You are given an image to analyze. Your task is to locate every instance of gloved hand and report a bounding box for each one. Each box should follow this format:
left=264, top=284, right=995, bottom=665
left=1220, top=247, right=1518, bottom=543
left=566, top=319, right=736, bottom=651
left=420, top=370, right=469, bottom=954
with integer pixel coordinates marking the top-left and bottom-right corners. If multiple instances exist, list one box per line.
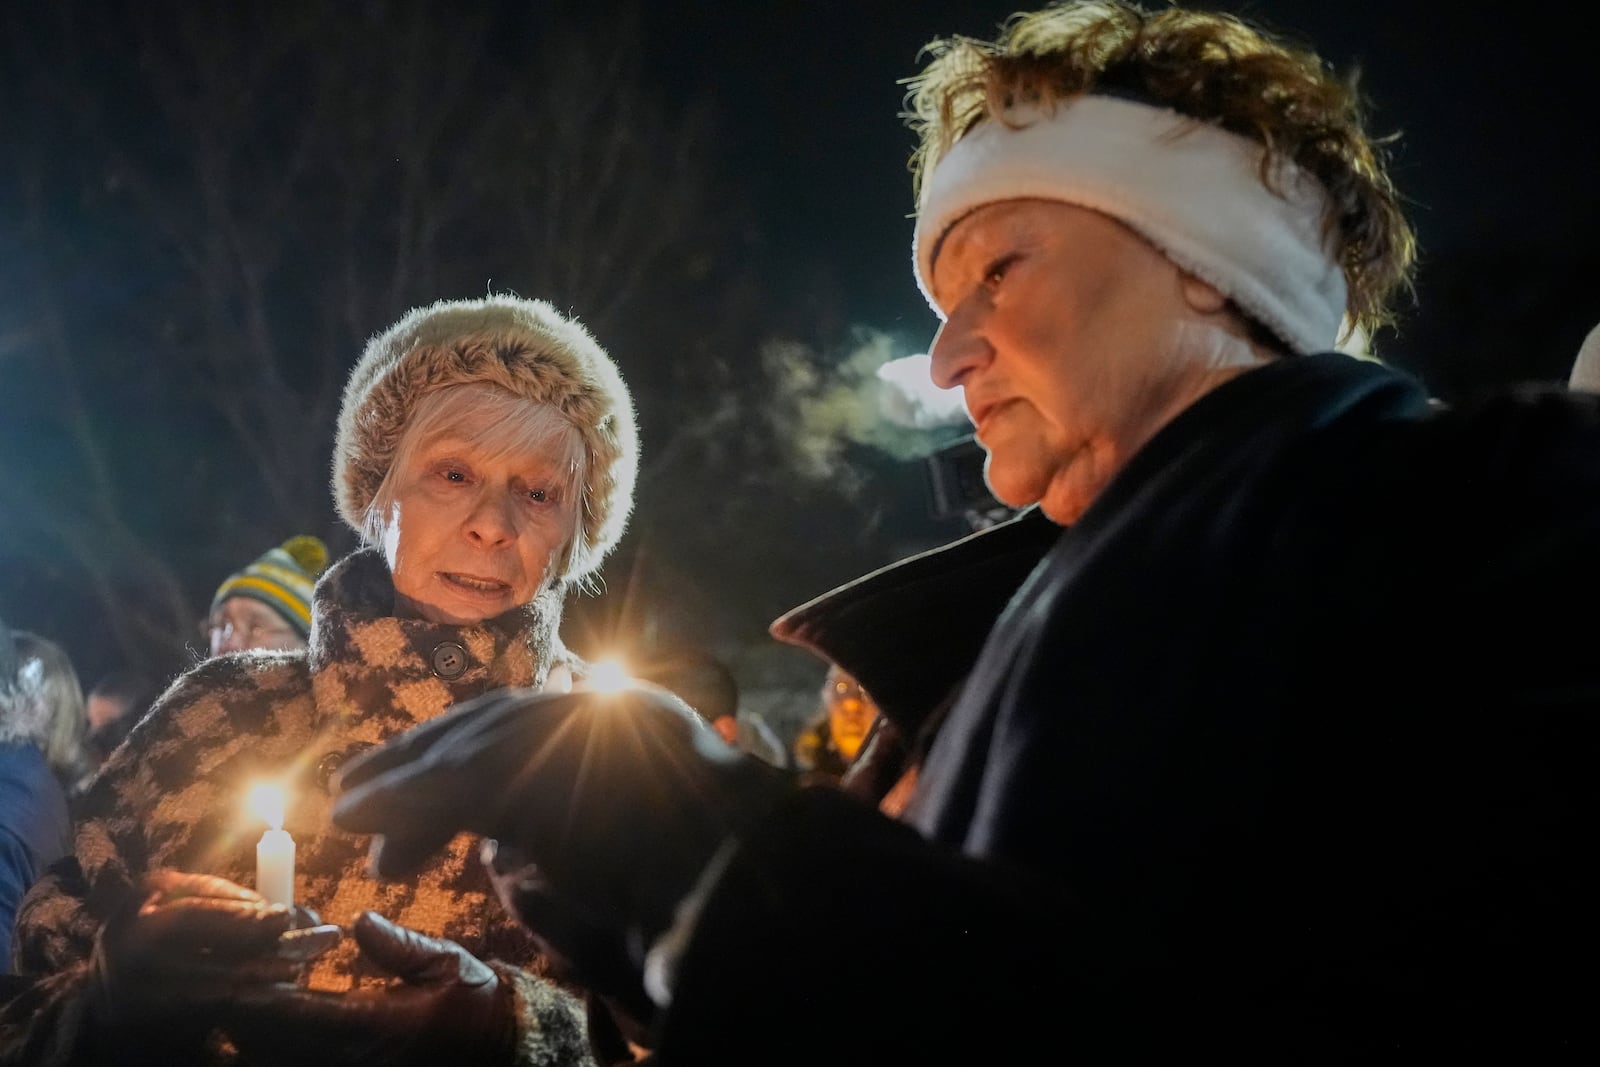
left=479, top=838, right=658, bottom=1045
left=224, top=911, right=514, bottom=1067
left=89, top=869, right=336, bottom=1027
left=331, top=685, right=794, bottom=988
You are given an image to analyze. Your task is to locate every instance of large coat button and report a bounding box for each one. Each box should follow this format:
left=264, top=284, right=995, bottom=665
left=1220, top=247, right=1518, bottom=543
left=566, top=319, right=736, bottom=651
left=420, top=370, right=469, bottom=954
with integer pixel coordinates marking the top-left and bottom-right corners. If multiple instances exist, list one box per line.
left=316, top=742, right=375, bottom=793
left=430, top=641, right=469, bottom=679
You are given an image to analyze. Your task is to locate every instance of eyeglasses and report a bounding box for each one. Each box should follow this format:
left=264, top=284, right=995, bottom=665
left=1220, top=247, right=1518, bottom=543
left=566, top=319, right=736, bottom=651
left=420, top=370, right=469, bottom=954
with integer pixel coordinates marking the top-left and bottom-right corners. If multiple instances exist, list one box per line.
left=197, top=613, right=298, bottom=650
left=828, top=678, right=866, bottom=703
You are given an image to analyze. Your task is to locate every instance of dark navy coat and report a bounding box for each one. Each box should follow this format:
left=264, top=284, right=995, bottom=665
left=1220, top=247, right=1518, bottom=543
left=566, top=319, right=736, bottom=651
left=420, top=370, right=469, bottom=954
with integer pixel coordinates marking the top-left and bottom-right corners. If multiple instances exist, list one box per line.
left=658, top=354, right=1600, bottom=1064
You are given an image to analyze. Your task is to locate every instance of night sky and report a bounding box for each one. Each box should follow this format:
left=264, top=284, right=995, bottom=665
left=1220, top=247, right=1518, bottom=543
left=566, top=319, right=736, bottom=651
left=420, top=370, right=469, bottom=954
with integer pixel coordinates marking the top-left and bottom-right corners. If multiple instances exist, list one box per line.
left=3, top=0, right=1598, bottom=700
left=629, top=0, right=1600, bottom=357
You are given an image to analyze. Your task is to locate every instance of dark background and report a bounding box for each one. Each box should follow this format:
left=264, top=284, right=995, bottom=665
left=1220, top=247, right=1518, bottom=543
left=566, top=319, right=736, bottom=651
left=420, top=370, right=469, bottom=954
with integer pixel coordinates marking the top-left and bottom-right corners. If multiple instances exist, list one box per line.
left=635, top=0, right=1600, bottom=366
left=3, top=1, right=1597, bottom=731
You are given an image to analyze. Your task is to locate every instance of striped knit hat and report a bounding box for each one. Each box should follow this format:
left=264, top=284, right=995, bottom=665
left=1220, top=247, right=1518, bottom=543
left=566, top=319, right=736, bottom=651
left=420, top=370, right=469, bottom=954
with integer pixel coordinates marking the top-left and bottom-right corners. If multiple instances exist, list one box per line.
left=209, top=536, right=331, bottom=639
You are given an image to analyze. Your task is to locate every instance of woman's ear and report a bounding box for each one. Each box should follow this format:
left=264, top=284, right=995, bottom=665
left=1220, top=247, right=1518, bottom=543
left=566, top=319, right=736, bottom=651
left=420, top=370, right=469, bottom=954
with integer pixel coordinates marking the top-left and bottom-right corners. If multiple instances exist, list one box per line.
left=1179, top=273, right=1228, bottom=314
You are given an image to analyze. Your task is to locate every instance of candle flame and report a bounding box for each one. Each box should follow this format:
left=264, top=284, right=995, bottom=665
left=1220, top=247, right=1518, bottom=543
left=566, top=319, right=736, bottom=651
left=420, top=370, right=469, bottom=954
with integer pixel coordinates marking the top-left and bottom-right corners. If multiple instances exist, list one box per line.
left=248, top=782, right=287, bottom=830
left=586, top=657, right=632, bottom=694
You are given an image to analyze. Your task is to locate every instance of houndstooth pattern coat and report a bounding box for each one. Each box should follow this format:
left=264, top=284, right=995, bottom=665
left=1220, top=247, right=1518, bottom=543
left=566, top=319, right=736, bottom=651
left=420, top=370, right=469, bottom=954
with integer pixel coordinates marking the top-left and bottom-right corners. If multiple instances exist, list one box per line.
left=6, top=548, right=595, bottom=1065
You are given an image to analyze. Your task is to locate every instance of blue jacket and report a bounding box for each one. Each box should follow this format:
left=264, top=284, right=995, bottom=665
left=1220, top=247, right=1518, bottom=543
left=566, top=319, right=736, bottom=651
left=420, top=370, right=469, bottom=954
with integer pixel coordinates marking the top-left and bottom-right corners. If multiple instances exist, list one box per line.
left=0, top=743, right=70, bottom=973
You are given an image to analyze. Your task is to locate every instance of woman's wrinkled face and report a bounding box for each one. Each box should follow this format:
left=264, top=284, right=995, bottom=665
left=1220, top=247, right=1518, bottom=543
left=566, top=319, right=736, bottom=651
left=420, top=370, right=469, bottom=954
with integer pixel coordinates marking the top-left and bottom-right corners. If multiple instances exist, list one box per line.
left=380, top=435, right=573, bottom=625
left=926, top=198, right=1203, bottom=524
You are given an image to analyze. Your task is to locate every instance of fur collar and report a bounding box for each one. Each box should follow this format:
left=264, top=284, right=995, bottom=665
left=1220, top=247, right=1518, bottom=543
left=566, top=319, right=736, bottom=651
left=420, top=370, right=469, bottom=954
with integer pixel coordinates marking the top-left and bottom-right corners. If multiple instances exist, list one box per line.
left=305, top=548, right=576, bottom=732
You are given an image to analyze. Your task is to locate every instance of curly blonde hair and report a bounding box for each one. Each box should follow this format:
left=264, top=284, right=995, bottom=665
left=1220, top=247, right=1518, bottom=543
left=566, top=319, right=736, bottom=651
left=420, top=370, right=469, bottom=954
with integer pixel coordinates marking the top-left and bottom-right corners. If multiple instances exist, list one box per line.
left=904, top=0, right=1415, bottom=338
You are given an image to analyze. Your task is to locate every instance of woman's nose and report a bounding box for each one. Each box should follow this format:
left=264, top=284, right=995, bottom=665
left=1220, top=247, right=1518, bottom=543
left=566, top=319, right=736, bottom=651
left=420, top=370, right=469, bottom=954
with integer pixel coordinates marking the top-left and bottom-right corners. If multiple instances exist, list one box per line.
left=928, top=296, right=989, bottom=390
left=464, top=491, right=516, bottom=545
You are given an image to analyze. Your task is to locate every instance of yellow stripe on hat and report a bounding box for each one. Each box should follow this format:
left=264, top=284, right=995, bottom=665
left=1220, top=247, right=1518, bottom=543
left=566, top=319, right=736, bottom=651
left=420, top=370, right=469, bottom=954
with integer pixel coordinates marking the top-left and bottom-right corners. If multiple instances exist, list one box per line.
left=250, top=558, right=317, bottom=598
left=224, top=575, right=313, bottom=626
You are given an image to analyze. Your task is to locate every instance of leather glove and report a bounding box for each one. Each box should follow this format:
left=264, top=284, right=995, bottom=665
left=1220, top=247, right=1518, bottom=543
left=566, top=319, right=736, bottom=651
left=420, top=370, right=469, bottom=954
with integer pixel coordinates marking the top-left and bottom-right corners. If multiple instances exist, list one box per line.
left=224, top=911, right=515, bottom=1067
left=89, top=869, right=335, bottom=1027
left=331, top=685, right=795, bottom=984
left=480, top=838, right=657, bottom=1046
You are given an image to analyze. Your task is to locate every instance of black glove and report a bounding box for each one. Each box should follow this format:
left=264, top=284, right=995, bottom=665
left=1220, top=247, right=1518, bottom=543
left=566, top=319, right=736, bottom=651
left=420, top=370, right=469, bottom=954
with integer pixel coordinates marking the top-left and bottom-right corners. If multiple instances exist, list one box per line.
left=89, top=869, right=335, bottom=1028
left=224, top=911, right=515, bottom=1067
left=479, top=837, right=658, bottom=1047
left=331, top=685, right=794, bottom=982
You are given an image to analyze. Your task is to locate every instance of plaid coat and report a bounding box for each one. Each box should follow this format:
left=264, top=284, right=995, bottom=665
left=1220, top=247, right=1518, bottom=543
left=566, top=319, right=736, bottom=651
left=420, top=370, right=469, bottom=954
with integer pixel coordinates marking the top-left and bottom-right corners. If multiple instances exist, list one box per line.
left=6, top=548, right=593, bottom=1065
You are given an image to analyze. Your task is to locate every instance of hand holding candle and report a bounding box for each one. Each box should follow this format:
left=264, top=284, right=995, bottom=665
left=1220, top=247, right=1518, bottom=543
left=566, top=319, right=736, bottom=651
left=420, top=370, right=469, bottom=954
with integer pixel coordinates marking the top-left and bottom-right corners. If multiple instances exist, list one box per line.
left=248, top=782, right=296, bottom=908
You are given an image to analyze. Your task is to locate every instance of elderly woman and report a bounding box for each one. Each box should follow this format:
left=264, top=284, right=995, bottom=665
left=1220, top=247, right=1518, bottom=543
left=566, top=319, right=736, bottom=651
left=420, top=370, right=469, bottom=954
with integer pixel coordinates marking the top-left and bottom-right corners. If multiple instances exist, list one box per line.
left=1, top=295, right=635, bottom=1066
left=313, top=3, right=1600, bottom=1063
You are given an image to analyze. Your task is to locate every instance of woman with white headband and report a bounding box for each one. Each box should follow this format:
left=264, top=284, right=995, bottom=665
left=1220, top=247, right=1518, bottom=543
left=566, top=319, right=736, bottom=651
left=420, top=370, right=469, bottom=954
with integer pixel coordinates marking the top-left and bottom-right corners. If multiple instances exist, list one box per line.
left=281, top=4, right=1600, bottom=1063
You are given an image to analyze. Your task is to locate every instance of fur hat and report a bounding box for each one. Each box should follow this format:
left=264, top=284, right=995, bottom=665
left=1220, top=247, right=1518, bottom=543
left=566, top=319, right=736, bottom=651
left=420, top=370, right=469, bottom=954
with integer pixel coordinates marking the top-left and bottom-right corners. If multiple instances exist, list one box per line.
left=332, top=294, right=638, bottom=586
left=210, top=535, right=331, bottom=638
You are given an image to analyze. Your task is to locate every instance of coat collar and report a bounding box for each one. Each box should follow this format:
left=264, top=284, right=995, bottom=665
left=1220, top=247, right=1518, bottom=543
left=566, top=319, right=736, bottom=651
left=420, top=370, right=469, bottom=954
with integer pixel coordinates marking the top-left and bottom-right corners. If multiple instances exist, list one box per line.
left=305, top=547, right=566, bottom=733
left=769, top=507, right=1063, bottom=735
left=768, top=354, right=1430, bottom=737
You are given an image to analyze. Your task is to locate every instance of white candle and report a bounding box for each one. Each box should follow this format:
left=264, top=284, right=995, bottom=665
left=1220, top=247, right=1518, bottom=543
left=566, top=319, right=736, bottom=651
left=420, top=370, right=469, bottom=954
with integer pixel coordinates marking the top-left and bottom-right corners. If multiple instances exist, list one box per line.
left=248, top=783, right=295, bottom=908
left=256, top=827, right=295, bottom=908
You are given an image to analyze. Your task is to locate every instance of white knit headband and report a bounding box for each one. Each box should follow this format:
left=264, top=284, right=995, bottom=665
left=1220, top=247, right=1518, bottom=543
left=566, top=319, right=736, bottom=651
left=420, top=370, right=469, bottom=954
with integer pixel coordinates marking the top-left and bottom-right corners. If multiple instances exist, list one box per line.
left=912, top=94, right=1347, bottom=355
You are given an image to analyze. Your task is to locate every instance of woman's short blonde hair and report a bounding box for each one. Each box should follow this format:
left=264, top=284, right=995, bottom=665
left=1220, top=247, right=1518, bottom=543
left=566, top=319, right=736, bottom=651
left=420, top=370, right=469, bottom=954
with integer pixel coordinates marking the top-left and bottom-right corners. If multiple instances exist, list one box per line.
left=904, top=0, right=1416, bottom=338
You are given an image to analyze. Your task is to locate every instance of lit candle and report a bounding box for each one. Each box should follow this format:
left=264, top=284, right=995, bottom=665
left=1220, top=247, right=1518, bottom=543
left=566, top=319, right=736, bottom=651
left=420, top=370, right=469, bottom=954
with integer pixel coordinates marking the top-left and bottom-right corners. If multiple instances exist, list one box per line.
left=248, top=782, right=295, bottom=908
left=585, top=656, right=631, bottom=693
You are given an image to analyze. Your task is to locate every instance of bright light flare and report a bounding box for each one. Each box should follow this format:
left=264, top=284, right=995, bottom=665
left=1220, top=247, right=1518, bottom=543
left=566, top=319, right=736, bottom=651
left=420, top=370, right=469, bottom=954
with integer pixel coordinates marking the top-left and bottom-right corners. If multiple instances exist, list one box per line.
left=248, top=782, right=287, bottom=830
left=587, top=657, right=632, bottom=694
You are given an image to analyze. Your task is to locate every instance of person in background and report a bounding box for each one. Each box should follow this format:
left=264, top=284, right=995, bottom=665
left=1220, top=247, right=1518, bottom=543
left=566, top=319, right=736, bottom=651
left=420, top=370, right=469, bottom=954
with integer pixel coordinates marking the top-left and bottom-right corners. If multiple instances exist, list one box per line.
left=791, top=665, right=879, bottom=781
left=2, top=294, right=638, bottom=1066
left=0, top=618, right=80, bottom=974
left=79, top=669, right=163, bottom=776
left=202, top=535, right=331, bottom=657
left=311, top=2, right=1600, bottom=1062
left=637, top=650, right=789, bottom=769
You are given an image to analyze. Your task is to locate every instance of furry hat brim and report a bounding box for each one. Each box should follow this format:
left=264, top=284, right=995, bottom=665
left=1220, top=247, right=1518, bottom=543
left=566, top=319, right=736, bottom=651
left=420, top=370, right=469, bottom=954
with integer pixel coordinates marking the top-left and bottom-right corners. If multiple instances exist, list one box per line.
left=333, top=295, right=638, bottom=586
